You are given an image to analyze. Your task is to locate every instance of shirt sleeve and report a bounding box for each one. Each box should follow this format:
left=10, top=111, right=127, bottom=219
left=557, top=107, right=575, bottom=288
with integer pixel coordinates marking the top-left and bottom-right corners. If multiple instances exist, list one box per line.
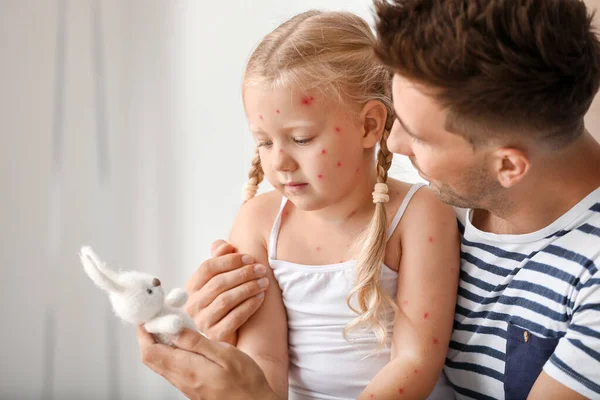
left=543, top=271, right=600, bottom=398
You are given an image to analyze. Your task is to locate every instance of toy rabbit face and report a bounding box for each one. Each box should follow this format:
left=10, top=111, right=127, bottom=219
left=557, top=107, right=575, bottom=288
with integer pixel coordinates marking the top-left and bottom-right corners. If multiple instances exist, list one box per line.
left=80, top=246, right=167, bottom=324
left=110, top=271, right=166, bottom=324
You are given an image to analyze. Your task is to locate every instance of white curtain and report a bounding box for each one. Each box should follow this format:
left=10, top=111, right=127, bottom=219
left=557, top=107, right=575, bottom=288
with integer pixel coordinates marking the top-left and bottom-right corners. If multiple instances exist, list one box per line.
left=2, top=0, right=596, bottom=399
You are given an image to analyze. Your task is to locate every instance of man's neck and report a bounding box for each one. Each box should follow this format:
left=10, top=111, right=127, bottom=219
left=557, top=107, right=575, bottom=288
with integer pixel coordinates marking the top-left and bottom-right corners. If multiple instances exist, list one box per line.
left=473, top=133, right=600, bottom=235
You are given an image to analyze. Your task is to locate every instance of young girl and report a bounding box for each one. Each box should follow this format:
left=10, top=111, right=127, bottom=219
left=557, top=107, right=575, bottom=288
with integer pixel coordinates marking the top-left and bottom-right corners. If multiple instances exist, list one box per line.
left=230, top=10, right=460, bottom=400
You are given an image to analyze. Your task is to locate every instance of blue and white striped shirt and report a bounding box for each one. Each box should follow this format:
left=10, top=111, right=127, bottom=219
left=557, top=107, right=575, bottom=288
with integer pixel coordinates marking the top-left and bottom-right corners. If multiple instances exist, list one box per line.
left=445, top=187, right=600, bottom=399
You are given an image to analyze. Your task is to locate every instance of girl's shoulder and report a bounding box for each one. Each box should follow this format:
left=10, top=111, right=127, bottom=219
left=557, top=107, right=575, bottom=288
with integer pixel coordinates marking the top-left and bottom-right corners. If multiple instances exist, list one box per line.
left=388, top=179, right=457, bottom=236
left=232, top=190, right=283, bottom=243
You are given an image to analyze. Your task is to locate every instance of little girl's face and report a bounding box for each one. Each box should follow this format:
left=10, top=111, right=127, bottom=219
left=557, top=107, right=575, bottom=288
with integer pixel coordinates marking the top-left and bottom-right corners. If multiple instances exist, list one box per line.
left=244, top=85, right=367, bottom=211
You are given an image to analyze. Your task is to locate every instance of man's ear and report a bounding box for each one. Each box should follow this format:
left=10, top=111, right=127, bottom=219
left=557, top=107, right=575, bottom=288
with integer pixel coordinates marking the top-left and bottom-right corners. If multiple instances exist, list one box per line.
left=490, top=147, right=531, bottom=188
left=360, top=100, right=388, bottom=149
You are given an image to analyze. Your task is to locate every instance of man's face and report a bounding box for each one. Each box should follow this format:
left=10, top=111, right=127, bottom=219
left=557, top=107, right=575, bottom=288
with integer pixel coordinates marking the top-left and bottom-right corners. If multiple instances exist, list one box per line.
left=388, top=74, right=503, bottom=209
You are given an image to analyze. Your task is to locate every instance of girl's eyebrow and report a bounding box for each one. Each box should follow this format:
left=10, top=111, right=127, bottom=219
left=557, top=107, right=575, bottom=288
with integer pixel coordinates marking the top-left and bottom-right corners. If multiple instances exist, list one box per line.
left=250, top=120, right=318, bottom=134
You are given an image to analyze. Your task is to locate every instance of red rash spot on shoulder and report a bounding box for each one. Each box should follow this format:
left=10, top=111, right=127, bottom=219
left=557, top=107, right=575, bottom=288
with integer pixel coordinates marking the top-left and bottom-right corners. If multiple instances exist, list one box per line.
left=355, top=167, right=360, bottom=173
left=335, top=127, right=341, bottom=133
left=398, top=388, right=405, bottom=395
left=316, top=246, right=321, bottom=252
left=424, top=312, right=429, bottom=319
left=370, top=395, right=375, bottom=399
left=337, top=161, right=342, bottom=167
left=433, top=337, right=439, bottom=345
left=276, top=109, right=280, bottom=114
left=414, top=369, right=419, bottom=374
left=259, top=115, right=263, bottom=120
left=318, top=174, right=323, bottom=179
left=428, top=236, right=434, bottom=243
left=321, top=149, right=327, bottom=155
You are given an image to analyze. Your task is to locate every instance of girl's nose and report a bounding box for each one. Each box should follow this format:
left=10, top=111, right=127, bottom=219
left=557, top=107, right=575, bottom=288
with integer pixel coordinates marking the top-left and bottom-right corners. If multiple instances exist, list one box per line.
left=272, top=146, right=297, bottom=172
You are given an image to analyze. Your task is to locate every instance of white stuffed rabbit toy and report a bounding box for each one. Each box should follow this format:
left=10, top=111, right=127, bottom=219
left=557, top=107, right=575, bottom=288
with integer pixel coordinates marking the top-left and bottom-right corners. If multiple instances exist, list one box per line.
left=79, top=245, right=202, bottom=346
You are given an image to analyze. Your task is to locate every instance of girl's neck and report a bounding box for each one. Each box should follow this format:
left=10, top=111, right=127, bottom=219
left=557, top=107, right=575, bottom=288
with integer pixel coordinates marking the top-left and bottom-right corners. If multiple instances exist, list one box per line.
left=301, top=165, right=379, bottom=226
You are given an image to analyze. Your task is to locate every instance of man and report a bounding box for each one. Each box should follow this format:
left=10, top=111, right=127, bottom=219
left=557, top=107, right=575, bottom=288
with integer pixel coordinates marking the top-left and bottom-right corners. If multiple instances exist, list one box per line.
left=138, top=0, right=600, bottom=398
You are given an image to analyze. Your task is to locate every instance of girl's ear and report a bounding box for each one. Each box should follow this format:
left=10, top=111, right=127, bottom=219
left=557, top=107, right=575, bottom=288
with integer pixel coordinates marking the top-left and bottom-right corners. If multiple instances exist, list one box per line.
left=80, top=246, right=124, bottom=294
left=360, top=100, right=387, bottom=150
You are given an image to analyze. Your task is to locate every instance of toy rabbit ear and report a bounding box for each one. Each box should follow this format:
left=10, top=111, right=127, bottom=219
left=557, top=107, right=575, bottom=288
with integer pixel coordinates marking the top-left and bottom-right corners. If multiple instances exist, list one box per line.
left=79, top=246, right=124, bottom=294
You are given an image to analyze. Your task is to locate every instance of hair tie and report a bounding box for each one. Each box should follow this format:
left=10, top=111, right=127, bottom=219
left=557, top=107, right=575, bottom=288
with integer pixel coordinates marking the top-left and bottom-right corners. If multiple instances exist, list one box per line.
left=372, top=182, right=389, bottom=204
left=243, top=182, right=259, bottom=201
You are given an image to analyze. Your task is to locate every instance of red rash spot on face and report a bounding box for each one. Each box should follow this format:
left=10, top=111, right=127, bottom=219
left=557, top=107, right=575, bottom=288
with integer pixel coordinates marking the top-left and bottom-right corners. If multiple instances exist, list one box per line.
left=355, top=167, right=360, bottom=173
left=370, top=395, right=375, bottom=399
left=414, top=369, right=419, bottom=374
left=284, top=211, right=289, bottom=217
left=321, top=149, right=327, bottom=155
left=424, top=312, right=429, bottom=319
left=398, top=388, right=405, bottom=395
left=335, top=127, right=341, bottom=133
left=428, top=236, right=434, bottom=243
left=318, top=174, right=324, bottom=179
left=316, top=246, right=322, bottom=252
left=403, top=300, right=408, bottom=306
left=301, top=96, right=315, bottom=106
left=259, top=115, right=263, bottom=120
left=433, top=337, right=439, bottom=345
left=276, top=109, right=280, bottom=114
left=337, top=161, right=342, bottom=167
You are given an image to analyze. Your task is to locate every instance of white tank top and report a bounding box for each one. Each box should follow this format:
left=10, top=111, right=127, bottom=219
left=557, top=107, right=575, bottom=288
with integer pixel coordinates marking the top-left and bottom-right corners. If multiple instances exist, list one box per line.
left=268, top=183, right=453, bottom=399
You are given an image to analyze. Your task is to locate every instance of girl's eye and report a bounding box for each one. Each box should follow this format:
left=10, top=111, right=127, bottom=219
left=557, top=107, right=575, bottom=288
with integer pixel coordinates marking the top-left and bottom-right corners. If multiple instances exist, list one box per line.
left=257, top=141, right=273, bottom=148
left=294, top=137, right=313, bottom=145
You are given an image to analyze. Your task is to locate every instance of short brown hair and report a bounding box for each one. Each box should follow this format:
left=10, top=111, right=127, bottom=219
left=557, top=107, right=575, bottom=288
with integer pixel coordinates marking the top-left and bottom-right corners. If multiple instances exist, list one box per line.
left=374, top=0, right=600, bottom=148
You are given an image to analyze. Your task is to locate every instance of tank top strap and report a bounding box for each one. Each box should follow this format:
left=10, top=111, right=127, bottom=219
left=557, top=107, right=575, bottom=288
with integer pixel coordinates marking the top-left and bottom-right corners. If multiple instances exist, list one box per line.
left=386, top=182, right=427, bottom=241
left=268, top=196, right=288, bottom=260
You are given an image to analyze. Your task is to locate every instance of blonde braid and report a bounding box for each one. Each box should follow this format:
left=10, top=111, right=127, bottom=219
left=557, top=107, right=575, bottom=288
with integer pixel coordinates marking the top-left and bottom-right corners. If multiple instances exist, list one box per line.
left=242, top=148, right=264, bottom=202
left=344, top=118, right=396, bottom=348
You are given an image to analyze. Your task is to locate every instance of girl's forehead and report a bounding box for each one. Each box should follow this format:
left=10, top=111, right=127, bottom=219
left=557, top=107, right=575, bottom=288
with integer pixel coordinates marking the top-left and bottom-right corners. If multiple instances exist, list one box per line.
left=244, top=85, right=335, bottom=121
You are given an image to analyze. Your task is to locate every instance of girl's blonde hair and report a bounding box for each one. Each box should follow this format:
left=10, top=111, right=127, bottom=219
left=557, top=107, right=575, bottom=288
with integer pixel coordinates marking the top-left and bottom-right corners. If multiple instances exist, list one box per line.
left=242, top=10, right=396, bottom=347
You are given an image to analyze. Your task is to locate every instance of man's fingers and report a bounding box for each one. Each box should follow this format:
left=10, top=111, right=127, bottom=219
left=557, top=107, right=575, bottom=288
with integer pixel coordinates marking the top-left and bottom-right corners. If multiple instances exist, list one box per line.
left=210, top=240, right=227, bottom=253
left=195, top=278, right=268, bottom=328
left=212, top=293, right=265, bottom=337
left=185, top=253, right=251, bottom=293
left=187, top=263, right=268, bottom=311
left=171, top=328, right=230, bottom=368
left=210, top=240, right=237, bottom=257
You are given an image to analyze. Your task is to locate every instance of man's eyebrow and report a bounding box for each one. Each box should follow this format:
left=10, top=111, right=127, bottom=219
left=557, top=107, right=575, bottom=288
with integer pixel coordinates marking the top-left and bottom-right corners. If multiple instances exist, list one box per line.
left=394, top=110, right=424, bottom=140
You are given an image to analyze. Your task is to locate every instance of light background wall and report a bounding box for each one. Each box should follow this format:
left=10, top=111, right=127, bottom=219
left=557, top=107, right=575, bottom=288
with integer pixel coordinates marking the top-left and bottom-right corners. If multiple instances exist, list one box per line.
left=0, top=1, right=597, bottom=399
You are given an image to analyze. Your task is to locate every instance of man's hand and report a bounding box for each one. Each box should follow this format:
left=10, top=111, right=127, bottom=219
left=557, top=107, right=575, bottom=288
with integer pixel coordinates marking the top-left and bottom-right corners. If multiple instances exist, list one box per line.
left=138, top=327, right=278, bottom=400
left=184, top=240, right=269, bottom=345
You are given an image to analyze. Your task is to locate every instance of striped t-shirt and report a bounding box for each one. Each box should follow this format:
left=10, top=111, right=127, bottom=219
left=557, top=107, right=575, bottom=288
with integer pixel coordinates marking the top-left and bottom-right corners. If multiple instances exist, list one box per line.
left=445, top=187, right=600, bottom=400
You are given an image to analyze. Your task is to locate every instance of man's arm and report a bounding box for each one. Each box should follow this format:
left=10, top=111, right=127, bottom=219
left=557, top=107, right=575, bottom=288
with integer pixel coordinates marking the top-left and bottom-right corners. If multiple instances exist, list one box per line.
left=528, top=272, right=600, bottom=400
left=138, top=327, right=278, bottom=400
left=528, top=372, right=588, bottom=400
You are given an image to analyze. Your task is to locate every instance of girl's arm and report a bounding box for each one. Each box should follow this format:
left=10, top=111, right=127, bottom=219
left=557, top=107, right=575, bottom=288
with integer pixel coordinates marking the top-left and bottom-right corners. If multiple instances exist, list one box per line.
left=359, top=188, right=460, bottom=399
left=228, top=194, right=289, bottom=399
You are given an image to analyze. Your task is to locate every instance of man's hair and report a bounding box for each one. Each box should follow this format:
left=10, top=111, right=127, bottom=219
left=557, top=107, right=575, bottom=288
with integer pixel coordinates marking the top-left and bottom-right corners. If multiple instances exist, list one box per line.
left=374, top=0, right=600, bottom=148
